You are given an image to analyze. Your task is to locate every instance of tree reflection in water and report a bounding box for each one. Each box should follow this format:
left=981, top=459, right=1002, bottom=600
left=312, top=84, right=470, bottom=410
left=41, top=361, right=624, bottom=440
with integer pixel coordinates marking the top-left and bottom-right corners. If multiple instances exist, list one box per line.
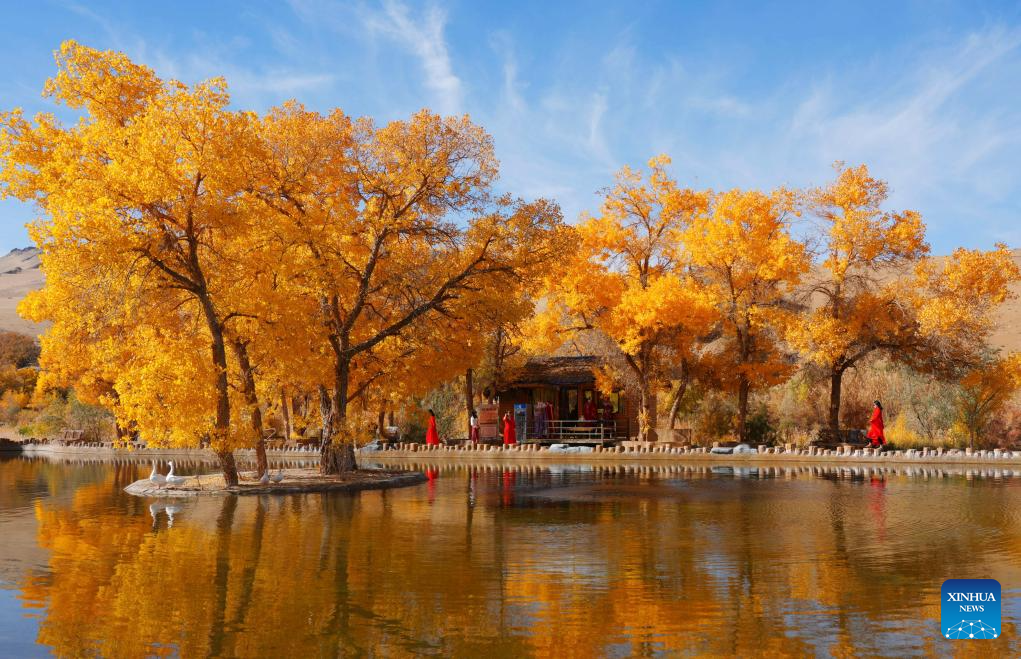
left=8, top=458, right=1021, bottom=657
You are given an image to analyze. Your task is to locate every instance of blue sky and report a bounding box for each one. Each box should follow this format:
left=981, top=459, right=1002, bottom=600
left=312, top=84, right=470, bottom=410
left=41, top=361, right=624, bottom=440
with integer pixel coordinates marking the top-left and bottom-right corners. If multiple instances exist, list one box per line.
left=1, top=0, right=1020, bottom=254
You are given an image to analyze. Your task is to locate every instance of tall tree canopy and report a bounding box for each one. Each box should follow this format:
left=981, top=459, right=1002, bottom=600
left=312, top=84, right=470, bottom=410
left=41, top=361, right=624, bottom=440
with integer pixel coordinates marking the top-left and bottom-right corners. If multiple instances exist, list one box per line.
left=790, top=163, right=1020, bottom=437
left=2, top=41, right=260, bottom=483
left=536, top=156, right=716, bottom=441
left=684, top=188, right=810, bottom=441
left=1, top=42, right=567, bottom=478
left=245, top=104, right=566, bottom=471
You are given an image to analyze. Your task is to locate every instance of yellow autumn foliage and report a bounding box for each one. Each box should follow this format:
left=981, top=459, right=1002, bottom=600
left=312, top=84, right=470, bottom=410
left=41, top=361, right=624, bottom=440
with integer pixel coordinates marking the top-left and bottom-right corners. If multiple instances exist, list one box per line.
left=537, top=156, right=716, bottom=440
left=684, top=187, right=810, bottom=438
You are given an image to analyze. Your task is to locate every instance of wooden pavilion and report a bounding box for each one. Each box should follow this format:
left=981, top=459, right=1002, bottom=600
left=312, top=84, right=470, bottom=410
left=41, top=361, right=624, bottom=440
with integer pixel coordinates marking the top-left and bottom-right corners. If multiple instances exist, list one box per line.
left=479, top=356, right=636, bottom=445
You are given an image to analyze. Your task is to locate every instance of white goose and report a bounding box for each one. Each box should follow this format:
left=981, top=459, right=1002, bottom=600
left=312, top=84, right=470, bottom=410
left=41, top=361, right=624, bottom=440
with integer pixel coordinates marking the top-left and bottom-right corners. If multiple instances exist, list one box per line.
left=149, top=461, right=166, bottom=489
left=165, top=461, right=187, bottom=488
left=270, top=468, right=285, bottom=483
left=259, top=470, right=270, bottom=485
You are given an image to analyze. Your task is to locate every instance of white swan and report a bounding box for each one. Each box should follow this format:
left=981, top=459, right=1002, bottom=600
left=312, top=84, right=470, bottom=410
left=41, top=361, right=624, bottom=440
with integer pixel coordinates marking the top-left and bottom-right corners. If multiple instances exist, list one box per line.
left=259, top=471, right=270, bottom=485
left=149, top=461, right=166, bottom=489
left=270, top=468, right=285, bottom=483
left=165, top=461, right=187, bottom=488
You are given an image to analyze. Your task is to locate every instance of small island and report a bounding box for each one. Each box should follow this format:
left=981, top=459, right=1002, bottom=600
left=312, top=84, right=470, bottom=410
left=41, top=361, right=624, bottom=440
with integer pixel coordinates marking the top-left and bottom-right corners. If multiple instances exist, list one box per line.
left=124, top=468, right=426, bottom=498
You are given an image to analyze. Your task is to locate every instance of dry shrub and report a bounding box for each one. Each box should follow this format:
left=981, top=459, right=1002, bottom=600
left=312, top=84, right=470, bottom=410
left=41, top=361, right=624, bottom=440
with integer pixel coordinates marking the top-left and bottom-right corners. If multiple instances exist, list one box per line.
left=690, top=391, right=735, bottom=444
left=983, top=403, right=1021, bottom=449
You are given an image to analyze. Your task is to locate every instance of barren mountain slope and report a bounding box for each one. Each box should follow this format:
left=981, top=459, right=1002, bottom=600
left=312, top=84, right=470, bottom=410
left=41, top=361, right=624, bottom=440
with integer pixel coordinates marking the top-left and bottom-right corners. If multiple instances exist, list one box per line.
left=0, top=247, right=44, bottom=336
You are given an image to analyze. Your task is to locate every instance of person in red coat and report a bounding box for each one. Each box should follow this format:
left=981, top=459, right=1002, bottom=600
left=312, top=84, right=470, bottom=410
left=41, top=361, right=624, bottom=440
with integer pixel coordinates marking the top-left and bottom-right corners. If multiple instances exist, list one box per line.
left=502, top=411, right=516, bottom=446
left=425, top=409, right=440, bottom=446
left=866, top=400, right=886, bottom=448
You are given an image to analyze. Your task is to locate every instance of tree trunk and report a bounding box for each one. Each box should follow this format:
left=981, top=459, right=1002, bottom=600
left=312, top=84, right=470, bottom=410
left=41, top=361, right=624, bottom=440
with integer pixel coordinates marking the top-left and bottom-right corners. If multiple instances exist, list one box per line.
left=829, top=369, right=843, bottom=440
left=736, top=375, right=750, bottom=442
left=667, top=378, right=687, bottom=430
left=232, top=339, right=267, bottom=477
left=321, top=358, right=358, bottom=475
left=199, top=294, right=238, bottom=486
left=318, top=383, right=334, bottom=462
left=216, top=449, right=239, bottom=488
left=281, top=388, right=292, bottom=441
left=464, top=367, right=475, bottom=440
left=377, top=407, right=386, bottom=439
left=638, top=379, right=658, bottom=442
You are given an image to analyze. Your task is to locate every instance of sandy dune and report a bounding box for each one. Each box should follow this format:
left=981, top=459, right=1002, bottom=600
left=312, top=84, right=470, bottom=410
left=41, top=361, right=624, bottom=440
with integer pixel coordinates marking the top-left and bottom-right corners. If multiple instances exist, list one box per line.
left=0, top=247, right=44, bottom=337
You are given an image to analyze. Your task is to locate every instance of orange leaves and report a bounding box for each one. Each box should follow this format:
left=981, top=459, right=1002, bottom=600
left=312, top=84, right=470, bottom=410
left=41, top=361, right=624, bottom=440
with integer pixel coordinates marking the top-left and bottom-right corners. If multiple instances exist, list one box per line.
left=955, top=353, right=1021, bottom=444
left=44, top=40, right=161, bottom=122
left=609, top=276, right=714, bottom=355
left=812, top=162, right=928, bottom=281
left=686, top=187, right=807, bottom=301
left=684, top=188, right=809, bottom=405
left=539, top=156, right=720, bottom=439
left=913, top=243, right=1020, bottom=340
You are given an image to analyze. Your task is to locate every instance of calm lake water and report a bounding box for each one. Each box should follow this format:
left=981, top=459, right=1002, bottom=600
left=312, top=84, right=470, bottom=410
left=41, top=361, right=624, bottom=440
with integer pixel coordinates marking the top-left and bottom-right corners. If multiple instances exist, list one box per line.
left=2, top=456, right=1021, bottom=657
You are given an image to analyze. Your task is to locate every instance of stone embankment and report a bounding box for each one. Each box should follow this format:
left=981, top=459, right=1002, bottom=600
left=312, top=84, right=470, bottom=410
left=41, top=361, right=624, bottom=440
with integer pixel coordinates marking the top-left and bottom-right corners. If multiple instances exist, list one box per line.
left=8, top=436, right=1021, bottom=468
left=361, top=442, right=1021, bottom=466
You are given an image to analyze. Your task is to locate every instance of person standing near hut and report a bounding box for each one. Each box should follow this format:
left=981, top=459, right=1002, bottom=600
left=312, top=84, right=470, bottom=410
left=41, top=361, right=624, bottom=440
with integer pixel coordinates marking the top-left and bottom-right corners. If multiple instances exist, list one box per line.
left=502, top=411, right=516, bottom=446
left=866, top=400, right=886, bottom=449
left=583, top=393, right=597, bottom=421
left=426, top=409, right=441, bottom=446
left=470, top=409, right=480, bottom=444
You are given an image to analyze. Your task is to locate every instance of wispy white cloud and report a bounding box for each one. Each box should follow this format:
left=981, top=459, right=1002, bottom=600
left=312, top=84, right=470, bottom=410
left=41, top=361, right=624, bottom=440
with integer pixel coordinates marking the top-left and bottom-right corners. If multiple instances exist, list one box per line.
left=477, top=21, right=1021, bottom=251
left=362, top=1, right=463, bottom=115
left=773, top=25, right=1021, bottom=244
left=10, top=2, right=1021, bottom=255
left=490, top=32, right=524, bottom=113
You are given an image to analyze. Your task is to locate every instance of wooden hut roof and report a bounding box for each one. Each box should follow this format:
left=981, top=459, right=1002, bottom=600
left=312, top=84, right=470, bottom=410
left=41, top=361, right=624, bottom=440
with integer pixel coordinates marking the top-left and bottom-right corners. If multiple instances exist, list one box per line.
left=502, top=355, right=601, bottom=388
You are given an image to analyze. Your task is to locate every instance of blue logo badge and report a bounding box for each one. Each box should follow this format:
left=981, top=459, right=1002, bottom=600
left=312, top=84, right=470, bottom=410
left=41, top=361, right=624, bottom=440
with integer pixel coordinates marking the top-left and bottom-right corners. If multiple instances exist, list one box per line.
left=941, top=579, right=1001, bottom=639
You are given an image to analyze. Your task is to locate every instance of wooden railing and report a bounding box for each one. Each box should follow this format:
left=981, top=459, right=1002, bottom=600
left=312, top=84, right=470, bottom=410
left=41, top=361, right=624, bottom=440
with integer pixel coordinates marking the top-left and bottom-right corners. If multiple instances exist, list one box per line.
left=525, top=419, right=620, bottom=444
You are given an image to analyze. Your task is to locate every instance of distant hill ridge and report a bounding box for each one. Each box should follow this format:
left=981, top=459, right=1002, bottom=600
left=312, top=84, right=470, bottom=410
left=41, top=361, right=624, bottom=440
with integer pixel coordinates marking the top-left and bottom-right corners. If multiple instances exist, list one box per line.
left=0, top=246, right=43, bottom=336
left=0, top=246, right=1019, bottom=354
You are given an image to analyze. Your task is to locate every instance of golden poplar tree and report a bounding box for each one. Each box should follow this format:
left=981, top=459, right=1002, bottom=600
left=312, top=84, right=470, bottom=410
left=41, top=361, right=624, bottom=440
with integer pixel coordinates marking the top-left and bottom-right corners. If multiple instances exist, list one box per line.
left=245, top=105, right=565, bottom=472
left=791, top=163, right=1020, bottom=438
left=538, top=156, right=716, bottom=441
left=1, top=42, right=268, bottom=484
left=684, top=188, right=810, bottom=441
left=953, top=353, right=1021, bottom=450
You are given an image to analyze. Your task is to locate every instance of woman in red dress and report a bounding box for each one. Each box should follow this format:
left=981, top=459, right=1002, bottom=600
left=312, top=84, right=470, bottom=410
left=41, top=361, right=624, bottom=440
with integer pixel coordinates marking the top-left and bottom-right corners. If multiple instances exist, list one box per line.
left=502, top=412, right=516, bottom=446
left=425, top=409, right=440, bottom=446
left=866, top=400, right=886, bottom=449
